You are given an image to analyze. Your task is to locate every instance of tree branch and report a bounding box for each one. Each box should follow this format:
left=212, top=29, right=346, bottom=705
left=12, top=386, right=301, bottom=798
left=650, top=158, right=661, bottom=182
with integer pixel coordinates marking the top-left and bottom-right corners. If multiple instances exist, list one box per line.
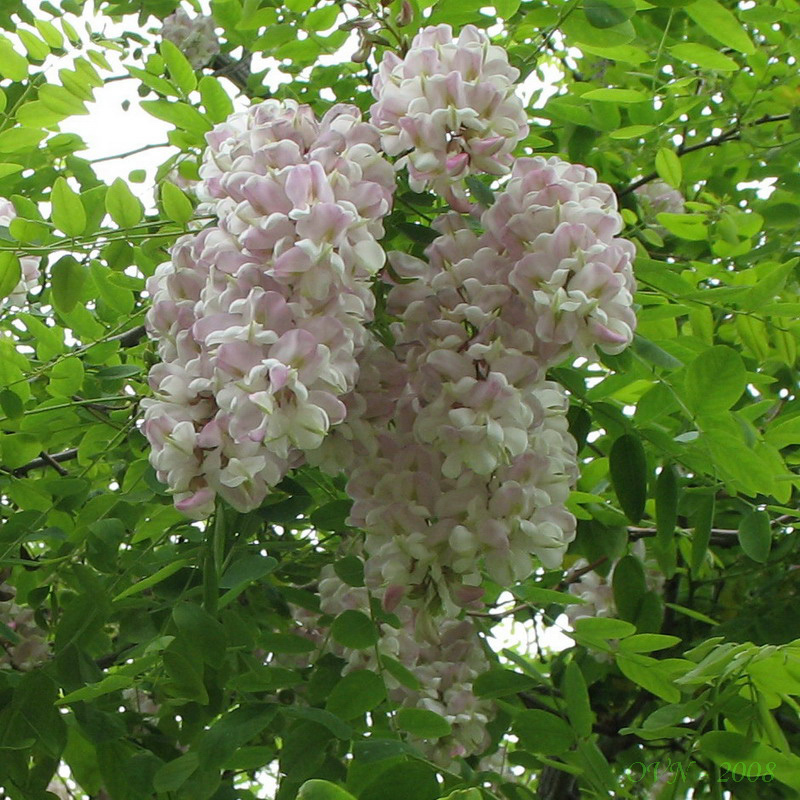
left=13, top=448, right=79, bottom=476
left=620, top=113, right=792, bottom=196
left=109, top=324, right=147, bottom=348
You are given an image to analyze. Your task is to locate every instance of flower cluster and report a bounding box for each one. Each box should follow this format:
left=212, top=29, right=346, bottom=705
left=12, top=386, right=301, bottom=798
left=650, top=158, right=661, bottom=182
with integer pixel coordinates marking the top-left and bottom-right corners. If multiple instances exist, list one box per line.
left=162, top=8, right=220, bottom=69
left=370, top=24, right=528, bottom=207
left=0, top=581, right=49, bottom=671
left=634, top=179, right=685, bottom=218
left=143, top=25, right=640, bottom=765
left=0, top=199, right=40, bottom=308
left=313, top=155, right=636, bottom=613
left=142, top=100, right=394, bottom=517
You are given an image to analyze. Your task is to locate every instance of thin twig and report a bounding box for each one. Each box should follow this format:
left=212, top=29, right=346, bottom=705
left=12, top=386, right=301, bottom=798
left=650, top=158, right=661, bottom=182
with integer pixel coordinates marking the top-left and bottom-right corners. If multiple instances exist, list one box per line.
left=91, top=142, right=171, bottom=164
left=620, top=113, right=791, bottom=196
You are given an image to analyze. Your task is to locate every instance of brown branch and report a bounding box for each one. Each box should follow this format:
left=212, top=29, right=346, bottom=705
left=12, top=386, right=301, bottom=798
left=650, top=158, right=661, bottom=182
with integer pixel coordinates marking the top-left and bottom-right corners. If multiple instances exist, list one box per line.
left=13, top=448, right=78, bottom=475
left=109, top=324, right=147, bottom=348
left=620, top=113, right=792, bottom=196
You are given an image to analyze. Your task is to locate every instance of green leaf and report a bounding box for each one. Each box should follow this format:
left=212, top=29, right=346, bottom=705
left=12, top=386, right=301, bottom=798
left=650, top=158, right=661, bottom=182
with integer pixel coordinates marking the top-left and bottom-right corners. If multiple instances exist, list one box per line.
left=153, top=752, right=199, bottom=794
left=18, top=29, right=50, bottom=61
left=0, top=36, right=28, bottom=81
left=219, top=554, right=277, bottom=588
left=656, top=212, right=708, bottom=240
left=47, top=357, right=84, bottom=397
left=473, top=669, right=538, bottom=698
left=615, top=653, right=681, bottom=702
left=512, top=709, right=575, bottom=755
left=160, top=39, right=197, bottom=94
left=609, top=433, right=648, bottom=524
left=396, top=708, right=452, bottom=739
left=584, top=0, right=635, bottom=28
left=51, top=177, right=87, bottom=237
left=58, top=674, right=133, bottom=705
left=163, top=648, right=208, bottom=703
left=612, top=556, right=647, bottom=622
left=51, top=255, right=86, bottom=313
left=198, top=705, right=276, bottom=769
left=326, top=669, right=386, bottom=719
left=113, top=559, right=190, bottom=601
left=574, top=617, right=637, bottom=641
left=738, top=510, right=771, bottom=563
left=655, top=147, right=682, bottom=189
left=161, top=181, right=194, bottom=225
left=609, top=125, right=655, bottom=139
left=562, top=662, right=594, bottom=737
left=333, top=555, right=365, bottom=588
left=298, top=780, right=357, bottom=800
left=140, top=99, right=213, bottom=136
left=670, top=43, right=738, bottom=71
left=359, top=761, right=440, bottom=800
left=654, top=464, right=678, bottom=577
left=198, top=75, right=234, bottom=122
left=495, top=0, right=521, bottom=17
left=686, top=0, right=755, bottom=55
left=281, top=705, right=352, bottom=739
left=619, top=634, right=680, bottom=653
left=35, top=19, right=64, bottom=49
left=582, top=87, right=647, bottom=103
left=0, top=389, right=23, bottom=419
left=690, top=493, right=715, bottom=575
left=0, top=253, right=21, bottom=301
left=330, top=610, right=379, bottom=650
left=685, top=345, right=746, bottom=414
left=465, top=176, right=496, bottom=208
left=380, top=655, right=421, bottom=691
left=173, top=603, right=227, bottom=665
left=105, top=178, right=143, bottom=228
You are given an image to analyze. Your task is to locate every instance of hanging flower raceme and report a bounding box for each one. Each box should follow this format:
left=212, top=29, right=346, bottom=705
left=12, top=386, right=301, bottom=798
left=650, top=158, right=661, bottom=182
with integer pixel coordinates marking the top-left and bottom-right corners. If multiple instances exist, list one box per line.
left=0, top=199, right=39, bottom=308
left=162, top=8, right=220, bottom=69
left=370, top=24, right=529, bottom=207
left=142, top=101, right=395, bottom=517
left=322, top=156, right=636, bottom=614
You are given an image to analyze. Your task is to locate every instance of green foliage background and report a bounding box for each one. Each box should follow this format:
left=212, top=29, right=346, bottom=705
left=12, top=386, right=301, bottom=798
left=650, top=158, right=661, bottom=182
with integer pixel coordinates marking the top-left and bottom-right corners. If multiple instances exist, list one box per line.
left=0, top=0, right=798, bottom=798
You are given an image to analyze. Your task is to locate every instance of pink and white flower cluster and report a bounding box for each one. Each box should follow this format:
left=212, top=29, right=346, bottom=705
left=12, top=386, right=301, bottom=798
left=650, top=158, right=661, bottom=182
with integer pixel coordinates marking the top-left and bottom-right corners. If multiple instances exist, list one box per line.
left=313, top=156, right=636, bottom=612
left=0, top=199, right=39, bottom=308
left=370, top=24, right=529, bottom=208
left=142, top=25, right=640, bottom=764
left=142, top=100, right=394, bottom=517
left=634, top=179, right=685, bottom=218
left=162, top=8, right=220, bottom=69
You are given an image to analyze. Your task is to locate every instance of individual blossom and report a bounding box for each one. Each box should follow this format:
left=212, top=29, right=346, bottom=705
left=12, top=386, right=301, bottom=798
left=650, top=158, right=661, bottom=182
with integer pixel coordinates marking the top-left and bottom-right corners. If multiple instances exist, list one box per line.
left=142, top=100, right=395, bottom=517
left=0, top=198, right=40, bottom=308
left=162, top=7, right=220, bottom=69
left=370, top=24, right=528, bottom=207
